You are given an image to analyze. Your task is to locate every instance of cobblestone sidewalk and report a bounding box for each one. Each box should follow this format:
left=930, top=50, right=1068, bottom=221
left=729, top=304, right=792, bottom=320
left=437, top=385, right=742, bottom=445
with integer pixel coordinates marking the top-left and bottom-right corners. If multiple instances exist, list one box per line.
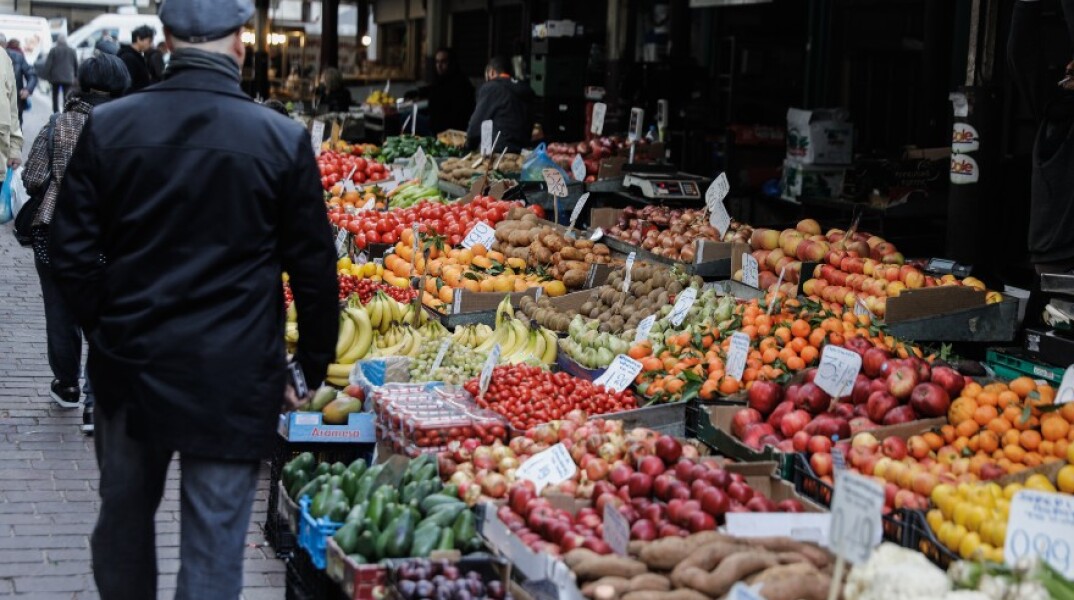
left=0, top=225, right=285, bottom=599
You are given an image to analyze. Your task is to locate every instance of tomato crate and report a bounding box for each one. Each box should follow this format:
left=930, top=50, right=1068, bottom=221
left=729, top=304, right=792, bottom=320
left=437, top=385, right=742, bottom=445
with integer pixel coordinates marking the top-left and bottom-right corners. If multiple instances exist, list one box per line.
left=788, top=453, right=912, bottom=545
left=903, top=508, right=958, bottom=569
left=985, top=347, right=1065, bottom=386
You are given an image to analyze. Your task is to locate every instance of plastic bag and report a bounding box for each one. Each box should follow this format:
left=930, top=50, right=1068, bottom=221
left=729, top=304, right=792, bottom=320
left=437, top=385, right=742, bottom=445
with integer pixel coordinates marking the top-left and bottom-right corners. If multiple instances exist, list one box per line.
left=0, top=168, right=13, bottom=224
left=10, top=166, right=28, bottom=218
left=521, top=143, right=569, bottom=182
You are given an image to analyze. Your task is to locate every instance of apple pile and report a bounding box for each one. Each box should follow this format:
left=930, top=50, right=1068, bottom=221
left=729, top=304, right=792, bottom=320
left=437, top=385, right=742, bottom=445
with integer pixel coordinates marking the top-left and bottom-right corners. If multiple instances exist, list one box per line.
left=808, top=432, right=938, bottom=512
left=731, top=344, right=966, bottom=453
left=607, top=205, right=754, bottom=262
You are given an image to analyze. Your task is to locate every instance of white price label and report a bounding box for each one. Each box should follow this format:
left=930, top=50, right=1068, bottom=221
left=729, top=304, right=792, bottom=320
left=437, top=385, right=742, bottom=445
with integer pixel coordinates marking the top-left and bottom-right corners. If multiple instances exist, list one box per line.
left=590, top=102, right=607, bottom=135
left=634, top=315, right=655, bottom=343
left=411, top=223, right=421, bottom=265
left=725, top=332, right=750, bottom=381
left=708, top=203, right=730, bottom=238
left=344, top=164, right=358, bottom=186
left=832, top=448, right=848, bottom=473
left=413, top=146, right=428, bottom=174
left=515, top=443, right=576, bottom=494
left=542, top=168, right=569, bottom=198
left=478, top=344, right=502, bottom=398
left=384, top=79, right=391, bottom=94
left=461, top=221, right=496, bottom=250
left=1056, top=366, right=1074, bottom=405
left=335, top=230, right=348, bottom=257
left=602, top=503, right=630, bottom=556
left=310, top=120, right=325, bottom=156
left=829, top=471, right=884, bottom=564
left=742, top=253, right=760, bottom=288
left=705, top=172, right=730, bottom=209
left=590, top=227, right=604, bottom=242
left=669, top=287, right=698, bottom=327
left=1005, top=490, right=1074, bottom=578
left=569, top=192, right=590, bottom=230
left=628, top=107, right=644, bottom=142
left=622, top=252, right=636, bottom=293
left=430, top=339, right=451, bottom=373
left=571, top=154, right=586, bottom=182
left=593, top=355, right=643, bottom=393
left=480, top=120, right=494, bottom=156
left=729, top=583, right=765, bottom=600
left=854, top=298, right=871, bottom=318
left=363, top=196, right=376, bottom=211
left=814, top=345, right=863, bottom=399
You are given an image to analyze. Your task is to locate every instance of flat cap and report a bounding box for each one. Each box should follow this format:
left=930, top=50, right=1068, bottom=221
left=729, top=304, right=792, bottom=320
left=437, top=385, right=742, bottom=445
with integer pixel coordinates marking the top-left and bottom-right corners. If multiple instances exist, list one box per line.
left=159, top=0, right=254, bottom=43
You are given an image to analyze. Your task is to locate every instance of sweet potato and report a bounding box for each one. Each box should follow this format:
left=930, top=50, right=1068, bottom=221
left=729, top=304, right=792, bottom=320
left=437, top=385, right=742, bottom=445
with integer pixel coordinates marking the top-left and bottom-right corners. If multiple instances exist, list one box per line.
left=669, top=541, right=752, bottom=581
left=637, top=531, right=728, bottom=570
left=580, top=576, right=630, bottom=599
left=621, top=590, right=708, bottom=600
left=627, top=574, right=669, bottom=593
left=674, top=552, right=780, bottom=597
left=564, top=548, right=601, bottom=569
left=751, top=563, right=831, bottom=600
left=573, top=556, right=648, bottom=582
left=745, top=536, right=832, bottom=568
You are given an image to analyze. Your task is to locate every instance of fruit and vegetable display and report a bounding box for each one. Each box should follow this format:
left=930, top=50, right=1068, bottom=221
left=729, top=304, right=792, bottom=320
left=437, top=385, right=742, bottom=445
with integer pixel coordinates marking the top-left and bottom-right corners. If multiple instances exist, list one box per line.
left=559, top=316, right=633, bottom=369
left=385, top=180, right=447, bottom=209
left=327, top=196, right=522, bottom=250
left=373, top=385, right=509, bottom=457
left=370, top=136, right=464, bottom=163
left=492, top=208, right=617, bottom=290
left=440, top=154, right=524, bottom=187
left=391, top=558, right=513, bottom=600
left=318, top=150, right=392, bottom=190
left=606, top=205, right=754, bottom=262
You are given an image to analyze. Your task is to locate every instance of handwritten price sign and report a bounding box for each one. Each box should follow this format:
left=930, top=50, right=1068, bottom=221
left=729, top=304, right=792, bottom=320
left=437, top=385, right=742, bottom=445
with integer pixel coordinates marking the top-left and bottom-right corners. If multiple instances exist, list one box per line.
left=461, top=221, right=496, bottom=250
left=1005, top=490, right=1074, bottom=579
left=478, top=344, right=501, bottom=399
left=571, top=154, right=586, bottom=182
left=603, top=503, right=630, bottom=555
left=591, top=102, right=607, bottom=135
left=815, top=345, right=862, bottom=398
left=480, top=119, right=494, bottom=156
left=542, top=168, right=569, bottom=198
left=335, top=230, right=348, bottom=258
left=622, top=252, right=636, bottom=293
left=634, top=315, right=656, bottom=343
left=725, top=332, right=750, bottom=381
left=829, top=471, right=884, bottom=564
left=430, top=339, right=451, bottom=373
left=669, top=287, right=697, bottom=327
left=515, top=443, right=576, bottom=494
left=593, top=355, right=643, bottom=393
left=742, top=253, right=760, bottom=288
left=569, top=192, right=590, bottom=231
left=310, top=120, right=325, bottom=156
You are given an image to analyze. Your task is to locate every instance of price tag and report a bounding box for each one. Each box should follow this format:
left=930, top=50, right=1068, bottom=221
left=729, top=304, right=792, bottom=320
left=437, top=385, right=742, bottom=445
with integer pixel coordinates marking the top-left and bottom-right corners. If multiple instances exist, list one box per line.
left=515, top=443, right=576, bottom=494
left=729, top=583, right=765, bottom=600
left=742, top=253, right=760, bottom=288
left=461, top=221, right=496, bottom=249
left=1056, top=366, right=1074, bottom=405
left=628, top=107, right=644, bottom=142
left=362, top=196, right=376, bottom=211
left=1005, top=490, right=1074, bottom=578
left=430, top=339, right=451, bottom=373
left=310, top=120, right=325, bottom=156
left=634, top=315, right=656, bottom=343
left=542, top=168, right=569, bottom=198
left=590, top=227, right=604, bottom=242
left=342, top=179, right=357, bottom=193
left=725, top=332, right=750, bottom=381
left=854, top=298, right=872, bottom=318
left=593, top=355, right=643, bottom=393
left=410, top=223, right=420, bottom=267
left=384, top=79, right=391, bottom=94
left=413, top=146, right=428, bottom=175
left=622, top=252, right=636, bottom=293
left=814, top=345, right=863, bottom=399
left=335, top=230, right=348, bottom=257
left=571, top=154, right=586, bottom=182
left=478, top=343, right=502, bottom=398
left=568, top=192, right=590, bottom=231
left=669, top=287, right=698, bottom=327
left=591, top=102, right=607, bottom=135
left=602, top=503, right=630, bottom=555
left=708, top=204, right=730, bottom=240
left=705, top=173, right=730, bottom=209
left=828, top=471, right=884, bottom=564
left=480, top=119, right=494, bottom=156
left=832, top=448, right=848, bottom=473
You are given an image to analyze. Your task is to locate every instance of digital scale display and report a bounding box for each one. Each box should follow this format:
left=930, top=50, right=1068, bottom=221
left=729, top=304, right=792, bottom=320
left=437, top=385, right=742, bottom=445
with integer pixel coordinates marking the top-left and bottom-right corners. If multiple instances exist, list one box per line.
left=623, top=173, right=703, bottom=200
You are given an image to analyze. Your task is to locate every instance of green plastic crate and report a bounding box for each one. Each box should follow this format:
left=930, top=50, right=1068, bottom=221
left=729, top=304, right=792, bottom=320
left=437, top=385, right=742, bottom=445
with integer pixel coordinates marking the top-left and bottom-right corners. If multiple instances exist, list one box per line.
left=985, top=348, right=1064, bottom=385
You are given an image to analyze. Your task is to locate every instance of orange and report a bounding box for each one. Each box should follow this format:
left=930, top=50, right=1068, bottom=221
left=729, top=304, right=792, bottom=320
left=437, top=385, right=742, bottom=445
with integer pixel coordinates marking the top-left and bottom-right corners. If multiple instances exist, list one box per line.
left=790, top=319, right=811, bottom=338
left=773, top=326, right=792, bottom=344
left=786, top=356, right=806, bottom=371
left=718, top=377, right=741, bottom=395
left=1002, top=406, right=1024, bottom=426
left=987, top=418, right=1012, bottom=436
left=808, top=328, right=827, bottom=348
left=1023, top=452, right=1043, bottom=467
left=976, top=392, right=998, bottom=407
left=1040, top=440, right=1055, bottom=458
left=949, top=397, right=979, bottom=425
left=759, top=337, right=779, bottom=352
left=1009, top=377, right=1037, bottom=399
left=1060, top=403, right=1074, bottom=424
left=1004, top=445, right=1026, bottom=463
left=761, top=348, right=779, bottom=364
left=941, top=425, right=957, bottom=444
left=1002, top=429, right=1022, bottom=448
left=1037, top=385, right=1056, bottom=405
left=956, top=420, right=980, bottom=438
left=923, top=432, right=944, bottom=451
left=984, top=382, right=1010, bottom=395
left=1055, top=439, right=1069, bottom=459
left=789, top=337, right=808, bottom=354
left=1019, top=430, right=1042, bottom=451
left=800, top=346, right=819, bottom=365
left=973, top=405, right=999, bottom=427
left=997, top=390, right=1019, bottom=410
left=978, top=430, right=1000, bottom=454
left=1042, top=415, right=1070, bottom=441
left=963, top=382, right=983, bottom=398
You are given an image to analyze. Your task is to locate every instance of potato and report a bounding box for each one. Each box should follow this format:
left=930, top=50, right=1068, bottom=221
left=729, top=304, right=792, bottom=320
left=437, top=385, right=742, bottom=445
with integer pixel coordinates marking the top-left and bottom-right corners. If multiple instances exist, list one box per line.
left=627, top=574, right=669, bottom=593
left=564, top=549, right=602, bottom=569
left=676, top=552, right=779, bottom=597
left=563, top=269, right=588, bottom=289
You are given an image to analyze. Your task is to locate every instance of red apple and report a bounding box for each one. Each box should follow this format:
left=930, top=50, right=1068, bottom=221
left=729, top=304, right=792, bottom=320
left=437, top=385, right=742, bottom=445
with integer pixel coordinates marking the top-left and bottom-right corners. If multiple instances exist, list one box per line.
left=810, top=452, right=833, bottom=477
left=674, top=460, right=696, bottom=482
left=726, top=481, right=754, bottom=504
left=748, top=380, right=784, bottom=417
left=699, top=486, right=731, bottom=516
left=929, top=366, right=965, bottom=397
left=804, top=414, right=851, bottom=439
left=609, top=464, right=634, bottom=488
left=731, top=408, right=763, bottom=439
left=882, top=405, right=917, bottom=425
left=851, top=374, right=874, bottom=405
left=638, top=455, right=666, bottom=477
left=807, top=435, right=833, bottom=454
left=652, top=473, right=677, bottom=500
left=630, top=519, right=657, bottom=541
left=686, top=511, right=717, bottom=533
left=627, top=472, right=653, bottom=497
left=887, top=365, right=919, bottom=399
left=797, top=383, right=831, bottom=415
left=862, top=348, right=891, bottom=378
left=780, top=409, right=812, bottom=438
left=881, top=436, right=908, bottom=460
left=654, top=436, right=683, bottom=465
left=910, top=382, right=950, bottom=418
left=766, top=400, right=796, bottom=430
left=777, top=499, right=805, bottom=513
left=746, top=496, right=777, bottom=512
left=792, top=430, right=811, bottom=452
left=866, top=391, right=899, bottom=423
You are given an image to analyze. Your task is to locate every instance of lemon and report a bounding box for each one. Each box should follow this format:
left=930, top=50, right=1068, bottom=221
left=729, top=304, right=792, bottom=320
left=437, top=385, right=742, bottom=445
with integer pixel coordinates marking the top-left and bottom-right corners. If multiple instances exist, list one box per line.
left=984, top=482, right=1003, bottom=499
left=988, top=546, right=1005, bottom=564
left=1025, top=474, right=1057, bottom=493
left=927, top=509, right=945, bottom=533
left=337, top=257, right=352, bottom=270
left=931, top=483, right=957, bottom=505
left=953, top=502, right=974, bottom=528
left=992, top=521, right=1007, bottom=547
left=937, top=494, right=958, bottom=519
left=1058, top=465, right=1074, bottom=494
left=1003, top=483, right=1023, bottom=500
left=946, top=524, right=968, bottom=552
left=965, top=506, right=988, bottom=532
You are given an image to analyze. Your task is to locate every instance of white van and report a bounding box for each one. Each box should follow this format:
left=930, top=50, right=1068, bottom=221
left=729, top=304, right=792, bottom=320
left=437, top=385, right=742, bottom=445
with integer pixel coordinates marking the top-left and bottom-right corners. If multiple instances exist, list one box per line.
left=68, top=14, right=164, bottom=62
left=0, top=15, right=53, bottom=66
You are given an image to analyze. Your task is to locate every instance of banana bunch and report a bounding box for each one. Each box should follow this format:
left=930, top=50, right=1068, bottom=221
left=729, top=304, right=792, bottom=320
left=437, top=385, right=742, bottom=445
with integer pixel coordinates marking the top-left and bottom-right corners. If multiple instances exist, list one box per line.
left=451, top=323, right=494, bottom=349
left=365, top=90, right=395, bottom=106
left=475, top=296, right=557, bottom=365
left=325, top=302, right=376, bottom=386
left=367, top=291, right=407, bottom=334
left=400, top=302, right=429, bottom=327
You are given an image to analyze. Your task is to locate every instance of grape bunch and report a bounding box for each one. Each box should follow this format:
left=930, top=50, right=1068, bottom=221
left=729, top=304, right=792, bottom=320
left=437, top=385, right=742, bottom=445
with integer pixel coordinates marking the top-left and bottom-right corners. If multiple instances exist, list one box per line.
left=409, top=341, right=487, bottom=385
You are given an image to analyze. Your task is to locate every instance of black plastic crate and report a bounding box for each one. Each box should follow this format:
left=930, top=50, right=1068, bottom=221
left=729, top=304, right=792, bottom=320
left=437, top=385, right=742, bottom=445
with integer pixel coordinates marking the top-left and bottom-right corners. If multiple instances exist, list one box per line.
left=287, top=547, right=347, bottom=600
left=265, top=436, right=372, bottom=558
left=904, top=509, right=959, bottom=569
left=684, top=400, right=700, bottom=438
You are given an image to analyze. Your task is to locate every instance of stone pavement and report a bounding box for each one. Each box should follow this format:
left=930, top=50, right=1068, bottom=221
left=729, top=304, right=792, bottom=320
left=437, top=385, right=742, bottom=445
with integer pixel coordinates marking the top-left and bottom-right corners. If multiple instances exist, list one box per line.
left=0, top=94, right=286, bottom=599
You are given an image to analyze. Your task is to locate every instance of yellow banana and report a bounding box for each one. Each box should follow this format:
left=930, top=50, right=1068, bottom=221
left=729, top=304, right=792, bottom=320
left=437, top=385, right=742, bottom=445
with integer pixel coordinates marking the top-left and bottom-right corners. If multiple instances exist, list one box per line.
left=339, top=307, right=373, bottom=363
left=327, top=363, right=353, bottom=379
left=541, top=328, right=558, bottom=364
left=326, top=376, right=349, bottom=387
left=335, top=313, right=356, bottom=361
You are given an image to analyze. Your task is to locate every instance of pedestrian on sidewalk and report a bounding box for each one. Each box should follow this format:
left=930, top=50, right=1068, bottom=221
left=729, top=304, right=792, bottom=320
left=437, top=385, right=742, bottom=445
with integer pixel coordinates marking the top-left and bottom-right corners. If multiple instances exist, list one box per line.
left=42, top=34, right=79, bottom=113
left=0, top=41, right=22, bottom=174
left=2, top=37, right=37, bottom=126
left=22, top=53, right=130, bottom=434
left=48, top=0, right=338, bottom=597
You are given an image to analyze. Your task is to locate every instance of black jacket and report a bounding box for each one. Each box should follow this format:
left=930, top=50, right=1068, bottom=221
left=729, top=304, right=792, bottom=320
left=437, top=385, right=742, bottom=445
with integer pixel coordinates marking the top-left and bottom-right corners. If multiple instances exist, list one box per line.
left=466, top=76, right=533, bottom=153
left=7, top=49, right=37, bottom=95
left=417, top=71, right=475, bottom=133
left=118, top=45, right=154, bottom=93
left=49, top=66, right=339, bottom=460
left=1008, top=0, right=1074, bottom=265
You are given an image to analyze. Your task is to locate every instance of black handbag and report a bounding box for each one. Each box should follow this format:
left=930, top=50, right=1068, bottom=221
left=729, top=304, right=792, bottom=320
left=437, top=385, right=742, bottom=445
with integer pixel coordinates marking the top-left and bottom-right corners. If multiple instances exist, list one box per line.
left=14, top=113, right=59, bottom=248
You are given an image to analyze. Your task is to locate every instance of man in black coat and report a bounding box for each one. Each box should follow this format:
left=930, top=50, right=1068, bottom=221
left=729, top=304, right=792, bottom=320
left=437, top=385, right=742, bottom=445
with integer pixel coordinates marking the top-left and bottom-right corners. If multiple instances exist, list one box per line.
left=117, top=24, right=158, bottom=94
left=407, top=48, right=475, bottom=134
left=49, top=0, right=338, bottom=596
left=466, top=56, right=533, bottom=153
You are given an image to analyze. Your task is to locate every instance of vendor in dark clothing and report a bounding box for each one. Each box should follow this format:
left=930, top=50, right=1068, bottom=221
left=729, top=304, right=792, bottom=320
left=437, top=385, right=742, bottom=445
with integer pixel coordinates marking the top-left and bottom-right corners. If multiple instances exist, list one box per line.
left=466, top=56, right=533, bottom=153
left=315, top=67, right=352, bottom=113
left=406, top=48, right=475, bottom=134
left=1008, top=0, right=1074, bottom=273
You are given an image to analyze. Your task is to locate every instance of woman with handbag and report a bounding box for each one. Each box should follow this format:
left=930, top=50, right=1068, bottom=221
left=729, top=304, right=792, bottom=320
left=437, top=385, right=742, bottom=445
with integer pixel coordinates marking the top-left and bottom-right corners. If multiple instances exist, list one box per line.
left=21, top=53, right=129, bottom=434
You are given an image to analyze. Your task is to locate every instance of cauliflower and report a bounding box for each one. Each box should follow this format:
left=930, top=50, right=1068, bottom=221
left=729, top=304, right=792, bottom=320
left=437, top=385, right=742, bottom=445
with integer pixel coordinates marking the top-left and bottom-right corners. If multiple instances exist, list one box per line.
left=844, top=543, right=951, bottom=600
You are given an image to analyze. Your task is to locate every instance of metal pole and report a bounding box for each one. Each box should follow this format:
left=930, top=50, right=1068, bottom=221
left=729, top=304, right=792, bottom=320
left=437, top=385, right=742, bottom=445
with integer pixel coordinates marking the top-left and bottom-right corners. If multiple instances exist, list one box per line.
left=321, top=0, right=339, bottom=69
left=253, top=0, right=270, bottom=99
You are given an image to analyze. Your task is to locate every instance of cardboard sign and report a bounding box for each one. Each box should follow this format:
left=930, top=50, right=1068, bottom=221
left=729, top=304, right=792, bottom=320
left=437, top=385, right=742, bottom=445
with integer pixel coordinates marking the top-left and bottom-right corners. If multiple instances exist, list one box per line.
left=742, top=253, right=759, bottom=287
left=310, top=120, right=325, bottom=156
left=480, top=119, right=494, bottom=156
left=1005, top=490, right=1074, bottom=578
left=478, top=343, right=501, bottom=398
left=593, top=355, right=643, bottom=393
left=571, top=154, right=586, bottom=182
left=634, top=315, right=655, bottom=343
left=591, top=102, right=607, bottom=135
left=829, top=471, right=884, bottom=564
left=815, top=345, right=863, bottom=398
left=1057, top=366, right=1074, bottom=406
left=430, top=339, right=451, bottom=373
left=622, top=252, right=636, bottom=293
left=515, top=443, right=576, bottom=494
left=461, top=221, right=496, bottom=249
left=542, top=168, right=569, bottom=198
left=602, top=503, right=630, bottom=555
left=569, top=192, right=590, bottom=230
left=725, top=332, right=750, bottom=381
left=669, top=287, right=697, bottom=327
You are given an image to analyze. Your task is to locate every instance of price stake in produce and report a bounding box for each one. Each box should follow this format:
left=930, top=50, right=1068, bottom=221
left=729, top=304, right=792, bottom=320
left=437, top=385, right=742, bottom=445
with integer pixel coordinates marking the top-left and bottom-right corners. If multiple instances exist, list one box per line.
left=335, top=230, right=348, bottom=258
left=494, top=146, right=509, bottom=170
left=1004, top=490, right=1074, bottom=579
left=310, top=120, right=325, bottom=157
left=593, top=355, right=643, bottom=393
left=1056, top=366, right=1074, bottom=405
left=515, top=443, right=576, bottom=494
left=725, top=332, right=751, bottom=381
left=742, top=253, right=760, bottom=288
left=478, top=343, right=502, bottom=401
left=430, top=339, right=452, bottom=373
left=568, top=192, right=591, bottom=232
left=815, top=345, right=863, bottom=399
left=590, top=227, right=604, bottom=242
left=590, top=102, right=607, bottom=135
left=634, top=315, right=656, bottom=343
left=766, top=266, right=787, bottom=316
left=411, top=104, right=418, bottom=136
left=622, top=252, right=636, bottom=293
left=603, top=503, right=630, bottom=555
left=480, top=120, right=494, bottom=156
left=828, top=471, right=884, bottom=564
left=410, top=223, right=420, bottom=271
left=461, top=221, right=496, bottom=250
left=571, top=154, right=586, bottom=182
left=705, top=173, right=731, bottom=238
left=669, top=287, right=697, bottom=327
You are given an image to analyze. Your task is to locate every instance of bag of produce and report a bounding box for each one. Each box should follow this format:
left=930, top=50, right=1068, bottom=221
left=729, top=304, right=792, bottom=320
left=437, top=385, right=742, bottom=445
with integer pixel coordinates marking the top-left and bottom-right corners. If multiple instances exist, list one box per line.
left=521, top=143, right=568, bottom=182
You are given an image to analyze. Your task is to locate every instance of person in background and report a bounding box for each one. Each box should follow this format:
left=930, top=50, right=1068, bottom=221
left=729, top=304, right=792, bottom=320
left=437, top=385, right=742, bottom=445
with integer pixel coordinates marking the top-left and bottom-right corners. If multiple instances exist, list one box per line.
left=0, top=39, right=22, bottom=177
left=22, top=53, right=131, bottom=434
left=48, top=0, right=337, bottom=595
left=315, top=66, right=351, bottom=112
left=466, top=55, right=533, bottom=153
left=1, top=36, right=38, bottom=125
left=262, top=98, right=289, bottom=117
left=1008, top=0, right=1074, bottom=274
left=95, top=37, right=120, bottom=57
left=146, top=40, right=166, bottom=82
left=118, top=25, right=158, bottom=93
left=43, top=34, right=79, bottom=113
left=405, top=48, right=475, bottom=134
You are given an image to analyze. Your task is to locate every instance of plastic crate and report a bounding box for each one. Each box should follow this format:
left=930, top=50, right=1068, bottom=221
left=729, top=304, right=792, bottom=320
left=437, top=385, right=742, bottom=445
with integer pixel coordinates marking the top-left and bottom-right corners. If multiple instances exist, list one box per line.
left=325, top=538, right=388, bottom=600
left=298, top=496, right=345, bottom=570
left=904, top=509, right=959, bottom=569
left=985, top=347, right=1064, bottom=385
left=287, top=546, right=343, bottom=600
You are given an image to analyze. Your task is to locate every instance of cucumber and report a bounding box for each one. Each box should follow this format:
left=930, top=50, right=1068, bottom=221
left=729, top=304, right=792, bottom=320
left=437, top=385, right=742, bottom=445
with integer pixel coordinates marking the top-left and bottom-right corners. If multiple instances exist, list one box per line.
left=419, top=494, right=461, bottom=513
